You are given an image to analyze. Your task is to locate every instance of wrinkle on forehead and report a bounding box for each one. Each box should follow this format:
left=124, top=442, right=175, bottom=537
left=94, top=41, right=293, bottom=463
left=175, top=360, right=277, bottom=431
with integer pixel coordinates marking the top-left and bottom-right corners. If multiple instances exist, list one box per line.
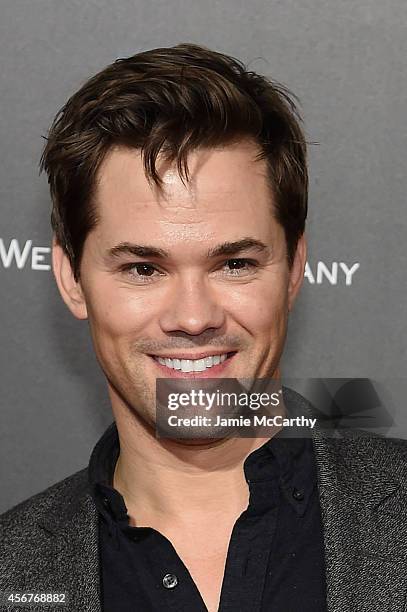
left=154, top=221, right=215, bottom=243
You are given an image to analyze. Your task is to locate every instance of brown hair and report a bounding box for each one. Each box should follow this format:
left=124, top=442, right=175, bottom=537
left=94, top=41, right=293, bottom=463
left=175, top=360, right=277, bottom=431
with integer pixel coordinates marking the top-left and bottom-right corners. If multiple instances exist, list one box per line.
left=40, top=43, right=308, bottom=280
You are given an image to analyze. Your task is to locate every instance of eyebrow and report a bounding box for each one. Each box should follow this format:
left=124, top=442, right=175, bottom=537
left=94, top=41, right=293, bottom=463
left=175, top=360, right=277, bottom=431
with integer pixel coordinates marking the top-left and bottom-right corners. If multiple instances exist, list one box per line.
left=107, top=238, right=270, bottom=261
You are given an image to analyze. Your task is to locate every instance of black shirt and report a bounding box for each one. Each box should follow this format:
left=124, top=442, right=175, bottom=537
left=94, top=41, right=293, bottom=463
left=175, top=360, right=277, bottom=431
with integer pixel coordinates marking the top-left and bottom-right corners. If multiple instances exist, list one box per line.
left=88, top=422, right=327, bottom=611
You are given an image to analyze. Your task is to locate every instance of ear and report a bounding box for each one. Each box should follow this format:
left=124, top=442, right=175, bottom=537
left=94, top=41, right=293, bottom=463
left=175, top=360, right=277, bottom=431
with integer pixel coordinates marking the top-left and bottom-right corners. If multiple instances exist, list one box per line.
left=52, top=237, right=88, bottom=320
left=287, top=233, right=307, bottom=312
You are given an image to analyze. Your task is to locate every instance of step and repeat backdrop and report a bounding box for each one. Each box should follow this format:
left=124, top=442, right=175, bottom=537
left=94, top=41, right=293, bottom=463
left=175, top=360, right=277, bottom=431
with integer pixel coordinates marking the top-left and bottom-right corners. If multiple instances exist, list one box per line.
left=1, top=0, right=406, bottom=512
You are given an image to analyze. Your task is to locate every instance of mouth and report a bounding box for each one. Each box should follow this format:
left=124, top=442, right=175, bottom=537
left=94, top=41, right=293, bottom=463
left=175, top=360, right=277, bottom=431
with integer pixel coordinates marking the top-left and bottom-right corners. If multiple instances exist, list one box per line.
left=149, top=351, right=237, bottom=378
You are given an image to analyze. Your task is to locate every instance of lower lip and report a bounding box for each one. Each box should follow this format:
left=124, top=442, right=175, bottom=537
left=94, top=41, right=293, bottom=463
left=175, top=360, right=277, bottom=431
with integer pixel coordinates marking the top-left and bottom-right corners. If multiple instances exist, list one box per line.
left=150, top=353, right=237, bottom=378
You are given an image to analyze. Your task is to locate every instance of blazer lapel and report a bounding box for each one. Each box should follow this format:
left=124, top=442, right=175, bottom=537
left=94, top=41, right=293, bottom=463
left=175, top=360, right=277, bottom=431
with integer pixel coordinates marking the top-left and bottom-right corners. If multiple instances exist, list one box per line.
left=312, top=428, right=407, bottom=612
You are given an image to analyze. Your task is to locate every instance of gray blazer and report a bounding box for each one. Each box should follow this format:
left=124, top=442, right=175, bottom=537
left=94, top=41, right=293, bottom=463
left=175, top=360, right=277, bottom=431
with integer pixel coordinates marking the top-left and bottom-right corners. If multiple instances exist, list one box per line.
left=1, top=392, right=406, bottom=612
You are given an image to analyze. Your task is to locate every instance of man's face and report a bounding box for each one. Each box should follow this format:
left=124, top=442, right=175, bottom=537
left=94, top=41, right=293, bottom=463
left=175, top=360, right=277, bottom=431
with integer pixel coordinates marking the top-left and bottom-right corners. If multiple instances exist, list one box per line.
left=54, top=140, right=306, bottom=428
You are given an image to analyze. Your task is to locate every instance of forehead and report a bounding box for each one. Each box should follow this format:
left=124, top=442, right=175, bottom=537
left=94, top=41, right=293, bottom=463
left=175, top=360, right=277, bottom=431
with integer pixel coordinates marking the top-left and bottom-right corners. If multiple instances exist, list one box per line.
left=93, top=141, right=279, bottom=244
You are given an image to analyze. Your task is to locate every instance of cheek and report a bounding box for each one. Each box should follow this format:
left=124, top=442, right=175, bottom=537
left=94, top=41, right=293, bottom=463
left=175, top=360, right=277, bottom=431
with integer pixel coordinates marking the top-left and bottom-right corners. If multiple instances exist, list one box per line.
left=225, top=277, right=288, bottom=334
left=86, top=282, right=153, bottom=339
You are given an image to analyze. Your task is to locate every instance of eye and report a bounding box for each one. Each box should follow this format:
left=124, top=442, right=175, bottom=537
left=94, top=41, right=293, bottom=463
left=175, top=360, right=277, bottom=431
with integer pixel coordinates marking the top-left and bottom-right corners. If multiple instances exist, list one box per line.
left=120, top=262, right=163, bottom=282
left=222, top=258, right=258, bottom=275
left=132, top=263, right=157, bottom=276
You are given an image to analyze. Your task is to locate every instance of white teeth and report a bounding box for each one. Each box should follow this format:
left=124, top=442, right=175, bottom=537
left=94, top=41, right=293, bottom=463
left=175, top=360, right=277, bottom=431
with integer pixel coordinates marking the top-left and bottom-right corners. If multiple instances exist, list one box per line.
left=155, top=353, right=230, bottom=371
left=193, top=359, right=207, bottom=372
left=181, top=359, right=193, bottom=372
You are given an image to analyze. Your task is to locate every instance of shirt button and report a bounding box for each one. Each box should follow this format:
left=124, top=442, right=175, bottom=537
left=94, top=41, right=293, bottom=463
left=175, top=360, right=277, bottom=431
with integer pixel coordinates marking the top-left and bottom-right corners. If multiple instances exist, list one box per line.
left=292, top=488, right=304, bottom=501
left=162, top=573, right=178, bottom=589
left=102, top=497, right=110, bottom=508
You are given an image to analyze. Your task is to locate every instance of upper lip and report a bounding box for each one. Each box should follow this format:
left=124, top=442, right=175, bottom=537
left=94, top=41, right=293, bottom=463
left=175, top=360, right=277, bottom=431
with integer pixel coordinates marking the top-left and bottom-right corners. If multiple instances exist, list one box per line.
left=150, top=351, right=236, bottom=360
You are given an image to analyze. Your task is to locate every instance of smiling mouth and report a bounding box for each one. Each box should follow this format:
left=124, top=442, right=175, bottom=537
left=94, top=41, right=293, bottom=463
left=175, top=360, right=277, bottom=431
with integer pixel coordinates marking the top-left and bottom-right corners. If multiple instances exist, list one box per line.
left=150, top=352, right=237, bottom=374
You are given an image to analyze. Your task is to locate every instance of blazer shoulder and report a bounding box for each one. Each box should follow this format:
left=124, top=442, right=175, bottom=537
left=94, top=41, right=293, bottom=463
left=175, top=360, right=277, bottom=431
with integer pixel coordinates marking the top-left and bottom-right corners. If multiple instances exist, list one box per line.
left=318, top=432, right=407, bottom=485
left=334, top=432, right=407, bottom=460
left=0, top=468, right=88, bottom=537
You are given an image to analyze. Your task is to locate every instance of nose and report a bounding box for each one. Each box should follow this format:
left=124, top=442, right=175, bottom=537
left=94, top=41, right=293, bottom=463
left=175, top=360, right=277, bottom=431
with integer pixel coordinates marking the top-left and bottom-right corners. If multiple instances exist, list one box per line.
left=158, top=274, right=226, bottom=336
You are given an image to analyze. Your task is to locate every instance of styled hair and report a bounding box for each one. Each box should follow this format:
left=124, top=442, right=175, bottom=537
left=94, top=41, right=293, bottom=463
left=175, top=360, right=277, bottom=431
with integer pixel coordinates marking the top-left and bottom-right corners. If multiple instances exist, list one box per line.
left=40, top=43, right=308, bottom=280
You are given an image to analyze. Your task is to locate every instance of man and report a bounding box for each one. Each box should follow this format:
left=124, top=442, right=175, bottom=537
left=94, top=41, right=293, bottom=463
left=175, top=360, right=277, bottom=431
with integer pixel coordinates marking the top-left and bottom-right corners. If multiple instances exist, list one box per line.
left=0, top=43, right=406, bottom=612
